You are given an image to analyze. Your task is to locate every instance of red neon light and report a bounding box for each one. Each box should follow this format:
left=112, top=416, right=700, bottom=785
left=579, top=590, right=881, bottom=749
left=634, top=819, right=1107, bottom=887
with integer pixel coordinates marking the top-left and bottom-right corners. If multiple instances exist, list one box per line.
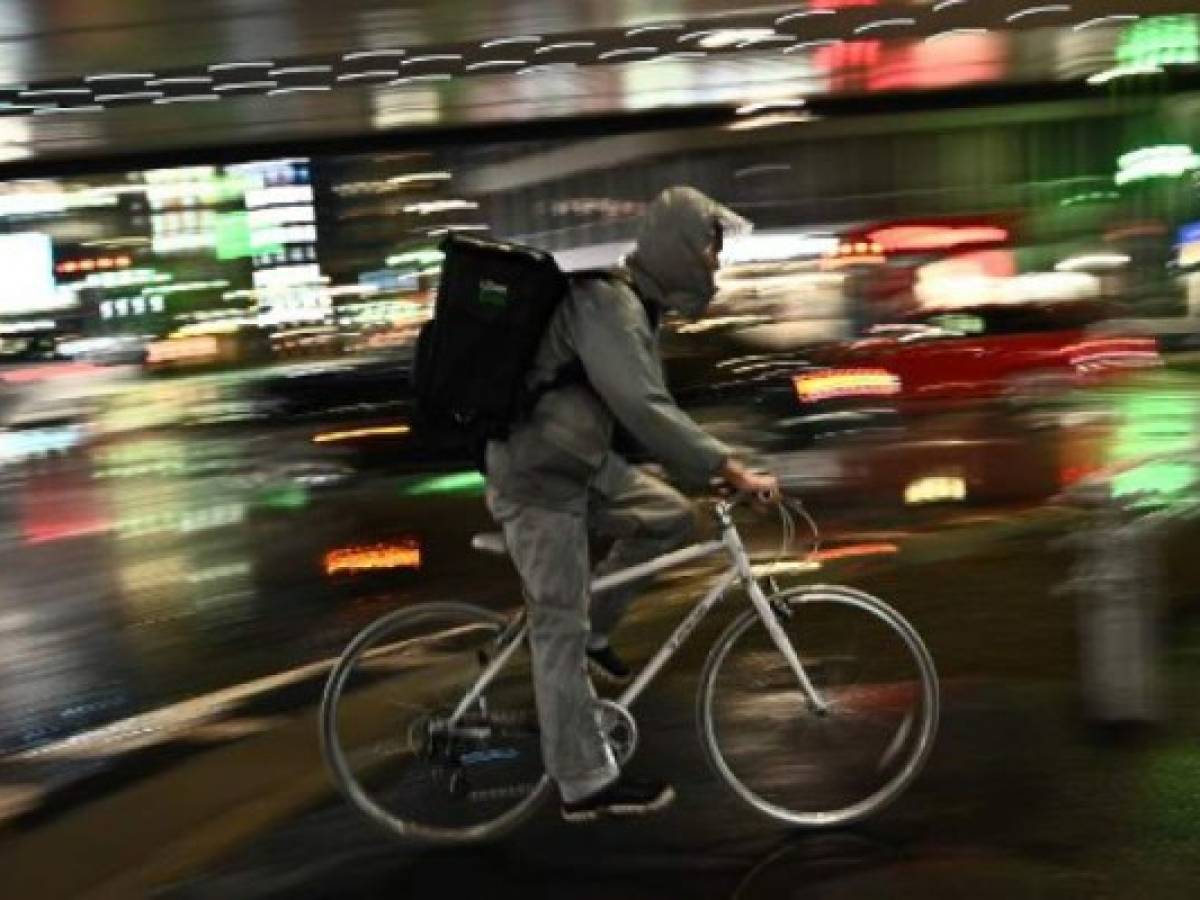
left=0, top=361, right=103, bottom=384
left=324, top=542, right=422, bottom=574
left=867, top=225, right=1009, bottom=253
left=793, top=368, right=901, bottom=403
left=811, top=543, right=900, bottom=563
left=868, top=33, right=1005, bottom=93
left=815, top=40, right=882, bottom=83
left=918, top=250, right=1017, bottom=281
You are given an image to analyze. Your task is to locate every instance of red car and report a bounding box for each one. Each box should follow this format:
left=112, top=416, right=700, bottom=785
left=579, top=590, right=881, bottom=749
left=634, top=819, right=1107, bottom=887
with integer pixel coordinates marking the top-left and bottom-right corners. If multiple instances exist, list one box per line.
left=795, top=301, right=1161, bottom=412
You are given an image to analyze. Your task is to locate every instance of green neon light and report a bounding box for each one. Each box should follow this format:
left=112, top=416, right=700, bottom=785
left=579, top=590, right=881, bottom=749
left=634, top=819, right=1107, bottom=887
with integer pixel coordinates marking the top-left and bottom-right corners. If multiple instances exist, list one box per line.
left=1117, top=15, right=1200, bottom=70
left=1112, top=462, right=1195, bottom=502
left=1060, top=191, right=1120, bottom=208
left=1109, top=392, right=1199, bottom=506
left=398, top=470, right=486, bottom=497
left=257, top=484, right=310, bottom=510
left=386, top=248, right=444, bottom=269
left=216, top=212, right=253, bottom=259
left=1115, top=145, right=1200, bottom=186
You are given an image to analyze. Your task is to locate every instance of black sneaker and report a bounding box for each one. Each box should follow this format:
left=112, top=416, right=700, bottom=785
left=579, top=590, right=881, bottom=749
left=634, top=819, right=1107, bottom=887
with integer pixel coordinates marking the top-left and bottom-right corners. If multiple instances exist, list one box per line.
left=561, top=776, right=676, bottom=823
left=587, top=644, right=632, bottom=685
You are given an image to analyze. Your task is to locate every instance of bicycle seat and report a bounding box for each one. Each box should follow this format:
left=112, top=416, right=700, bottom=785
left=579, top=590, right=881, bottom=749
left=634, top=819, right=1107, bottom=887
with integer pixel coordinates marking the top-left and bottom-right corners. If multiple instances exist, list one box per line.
left=471, top=532, right=507, bottom=555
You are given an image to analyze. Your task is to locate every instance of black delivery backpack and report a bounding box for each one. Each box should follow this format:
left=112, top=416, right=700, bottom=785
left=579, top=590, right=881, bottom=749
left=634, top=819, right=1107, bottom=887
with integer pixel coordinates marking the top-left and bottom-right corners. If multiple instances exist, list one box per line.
left=413, top=233, right=570, bottom=447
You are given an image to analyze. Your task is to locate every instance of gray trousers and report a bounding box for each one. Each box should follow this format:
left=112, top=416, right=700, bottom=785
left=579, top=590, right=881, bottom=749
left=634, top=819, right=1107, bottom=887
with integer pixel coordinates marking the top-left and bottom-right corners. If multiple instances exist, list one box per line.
left=487, top=463, right=695, bottom=802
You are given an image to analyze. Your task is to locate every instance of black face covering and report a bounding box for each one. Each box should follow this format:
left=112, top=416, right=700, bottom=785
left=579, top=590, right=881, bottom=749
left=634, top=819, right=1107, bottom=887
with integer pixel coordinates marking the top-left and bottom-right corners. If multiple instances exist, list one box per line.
left=711, top=218, right=725, bottom=257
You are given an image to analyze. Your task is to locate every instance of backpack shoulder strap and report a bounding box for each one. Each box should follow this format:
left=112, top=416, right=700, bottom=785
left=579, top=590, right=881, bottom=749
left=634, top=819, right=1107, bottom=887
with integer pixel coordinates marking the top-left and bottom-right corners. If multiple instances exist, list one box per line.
left=569, top=268, right=660, bottom=331
left=519, top=270, right=658, bottom=418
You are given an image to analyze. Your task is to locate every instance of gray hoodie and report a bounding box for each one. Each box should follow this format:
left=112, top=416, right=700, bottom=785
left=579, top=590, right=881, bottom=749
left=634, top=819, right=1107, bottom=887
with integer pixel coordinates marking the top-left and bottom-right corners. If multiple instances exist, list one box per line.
left=485, top=187, right=738, bottom=511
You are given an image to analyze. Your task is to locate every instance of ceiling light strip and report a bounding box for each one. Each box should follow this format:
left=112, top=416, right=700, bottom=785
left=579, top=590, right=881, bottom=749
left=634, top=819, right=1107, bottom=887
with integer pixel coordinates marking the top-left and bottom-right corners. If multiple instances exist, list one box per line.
left=854, top=18, right=916, bottom=35
left=783, top=39, right=842, bottom=54
left=402, top=54, right=463, bottom=66
left=481, top=36, right=543, bottom=48
left=343, top=49, right=405, bottom=61
left=154, top=95, right=220, bottom=104
left=208, top=61, right=274, bottom=71
left=597, top=46, right=658, bottom=60
left=535, top=42, right=596, bottom=54
left=84, top=73, right=155, bottom=82
left=213, top=81, right=277, bottom=92
left=926, top=28, right=988, bottom=43
left=94, top=91, right=164, bottom=102
left=337, top=70, right=397, bottom=81
left=1005, top=5, right=1070, bottom=24
left=776, top=10, right=836, bottom=25
left=269, top=66, right=332, bottom=76
left=1074, top=15, right=1139, bottom=31
left=465, top=59, right=526, bottom=71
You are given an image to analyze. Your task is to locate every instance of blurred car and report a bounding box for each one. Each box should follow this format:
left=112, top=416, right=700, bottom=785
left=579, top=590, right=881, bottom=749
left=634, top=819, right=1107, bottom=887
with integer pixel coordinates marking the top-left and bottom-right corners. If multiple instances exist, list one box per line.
left=56, top=336, right=147, bottom=366
left=802, top=300, right=1161, bottom=413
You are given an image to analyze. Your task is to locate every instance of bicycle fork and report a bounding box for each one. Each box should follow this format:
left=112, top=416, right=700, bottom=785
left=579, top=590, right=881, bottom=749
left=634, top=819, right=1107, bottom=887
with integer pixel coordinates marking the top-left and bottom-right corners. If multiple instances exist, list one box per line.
left=720, top=514, right=830, bottom=717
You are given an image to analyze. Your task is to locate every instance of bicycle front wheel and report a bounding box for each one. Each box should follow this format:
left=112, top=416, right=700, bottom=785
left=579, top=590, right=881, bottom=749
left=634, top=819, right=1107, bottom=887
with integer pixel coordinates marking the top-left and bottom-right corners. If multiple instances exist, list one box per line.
left=319, top=601, right=550, bottom=845
left=698, top=585, right=938, bottom=828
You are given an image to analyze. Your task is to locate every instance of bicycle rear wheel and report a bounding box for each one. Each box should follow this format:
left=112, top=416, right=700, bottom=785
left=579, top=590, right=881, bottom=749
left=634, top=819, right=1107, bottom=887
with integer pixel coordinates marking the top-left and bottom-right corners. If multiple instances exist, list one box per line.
left=319, top=601, right=550, bottom=845
left=698, top=585, right=938, bottom=828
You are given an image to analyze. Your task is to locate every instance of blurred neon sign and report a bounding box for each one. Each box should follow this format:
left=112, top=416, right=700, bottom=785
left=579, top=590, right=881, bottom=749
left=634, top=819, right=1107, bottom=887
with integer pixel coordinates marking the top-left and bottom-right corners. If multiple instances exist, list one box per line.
left=1117, top=15, right=1199, bottom=70
left=866, top=225, right=1009, bottom=253
left=1115, top=145, right=1200, bottom=186
left=324, top=542, right=422, bottom=574
left=0, top=361, right=101, bottom=383
left=1178, top=222, right=1200, bottom=269
left=811, top=542, right=899, bottom=562
left=56, top=255, right=132, bottom=275
left=792, top=368, right=901, bottom=403
left=398, top=470, right=486, bottom=497
left=145, top=336, right=221, bottom=364
left=312, top=424, right=411, bottom=444
left=822, top=238, right=886, bottom=269
left=904, top=476, right=967, bottom=505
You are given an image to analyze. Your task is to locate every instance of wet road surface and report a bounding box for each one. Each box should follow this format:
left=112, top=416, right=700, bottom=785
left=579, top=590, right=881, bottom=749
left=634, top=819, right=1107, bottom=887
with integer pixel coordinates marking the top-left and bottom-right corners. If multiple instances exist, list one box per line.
left=2, top=365, right=1200, bottom=897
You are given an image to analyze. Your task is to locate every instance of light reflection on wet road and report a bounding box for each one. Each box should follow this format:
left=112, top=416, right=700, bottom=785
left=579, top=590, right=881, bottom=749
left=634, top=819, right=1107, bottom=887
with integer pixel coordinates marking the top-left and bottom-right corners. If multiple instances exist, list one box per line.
left=2, top=367, right=1191, bottom=757
left=2, top=365, right=1200, bottom=898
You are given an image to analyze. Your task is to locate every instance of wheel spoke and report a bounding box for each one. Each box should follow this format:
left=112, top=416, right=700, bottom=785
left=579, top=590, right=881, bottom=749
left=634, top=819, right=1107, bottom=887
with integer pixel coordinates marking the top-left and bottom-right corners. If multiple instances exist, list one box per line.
left=319, top=602, right=550, bottom=844
left=700, top=587, right=938, bottom=828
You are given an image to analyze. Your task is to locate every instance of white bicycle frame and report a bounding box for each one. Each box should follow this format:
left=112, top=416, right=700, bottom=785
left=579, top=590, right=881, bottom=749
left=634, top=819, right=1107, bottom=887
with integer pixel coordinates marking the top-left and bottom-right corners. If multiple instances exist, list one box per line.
left=449, top=501, right=828, bottom=727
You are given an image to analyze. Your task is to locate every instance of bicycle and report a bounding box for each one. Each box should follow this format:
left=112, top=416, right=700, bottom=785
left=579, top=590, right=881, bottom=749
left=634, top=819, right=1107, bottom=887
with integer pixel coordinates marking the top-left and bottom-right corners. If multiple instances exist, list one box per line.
left=319, top=492, right=939, bottom=845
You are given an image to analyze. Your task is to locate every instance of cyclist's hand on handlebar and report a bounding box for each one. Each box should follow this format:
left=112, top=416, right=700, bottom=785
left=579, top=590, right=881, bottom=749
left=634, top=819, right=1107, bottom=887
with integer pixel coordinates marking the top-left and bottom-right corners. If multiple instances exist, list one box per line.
left=720, top=458, right=780, bottom=502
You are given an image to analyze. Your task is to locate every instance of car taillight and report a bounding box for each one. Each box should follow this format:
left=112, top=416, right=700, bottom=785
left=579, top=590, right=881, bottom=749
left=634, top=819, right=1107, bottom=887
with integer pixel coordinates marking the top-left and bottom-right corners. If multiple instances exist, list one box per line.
left=792, top=368, right=901, bottom=403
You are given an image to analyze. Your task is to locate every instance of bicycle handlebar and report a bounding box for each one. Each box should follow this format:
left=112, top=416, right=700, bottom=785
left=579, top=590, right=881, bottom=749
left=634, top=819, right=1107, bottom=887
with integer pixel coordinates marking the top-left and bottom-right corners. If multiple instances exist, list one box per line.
left=711, top=487, right=822, bottom=564
left=714, top=488, right=780, bottom=510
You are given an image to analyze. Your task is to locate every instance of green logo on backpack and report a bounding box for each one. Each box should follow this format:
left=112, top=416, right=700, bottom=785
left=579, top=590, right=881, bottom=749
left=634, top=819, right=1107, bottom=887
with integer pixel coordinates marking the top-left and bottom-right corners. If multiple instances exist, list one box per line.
left=478, top=279, right=509, bottom=308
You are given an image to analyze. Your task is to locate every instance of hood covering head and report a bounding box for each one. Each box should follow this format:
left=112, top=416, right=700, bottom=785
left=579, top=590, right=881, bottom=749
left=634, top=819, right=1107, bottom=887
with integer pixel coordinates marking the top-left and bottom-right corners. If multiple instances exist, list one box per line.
left=626, top=186, right=751, bottom=320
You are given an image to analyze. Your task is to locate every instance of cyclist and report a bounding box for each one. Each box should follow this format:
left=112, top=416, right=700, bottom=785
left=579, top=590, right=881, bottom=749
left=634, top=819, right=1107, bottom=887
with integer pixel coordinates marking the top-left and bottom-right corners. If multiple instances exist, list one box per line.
left=485, top=186, right=779, bottom=822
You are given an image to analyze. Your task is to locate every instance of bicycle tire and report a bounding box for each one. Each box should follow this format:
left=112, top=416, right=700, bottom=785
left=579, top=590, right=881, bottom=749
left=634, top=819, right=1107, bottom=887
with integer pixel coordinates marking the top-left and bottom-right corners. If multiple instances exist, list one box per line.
left=319, top=601, right=551, bottom=845
left=697, top=584, right=938, bottom=828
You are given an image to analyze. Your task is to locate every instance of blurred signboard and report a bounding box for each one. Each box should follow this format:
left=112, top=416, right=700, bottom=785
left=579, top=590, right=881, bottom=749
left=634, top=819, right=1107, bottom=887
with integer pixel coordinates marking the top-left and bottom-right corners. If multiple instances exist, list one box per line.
left=0, top=232, right=74, bottom=314
left=1177, top=221, right=1200, bottom=270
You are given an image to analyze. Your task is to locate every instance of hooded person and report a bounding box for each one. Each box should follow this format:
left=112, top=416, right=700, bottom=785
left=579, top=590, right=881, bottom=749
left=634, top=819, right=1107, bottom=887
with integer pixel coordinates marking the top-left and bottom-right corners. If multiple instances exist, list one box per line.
left=484, top=186, right=777, bottom=822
